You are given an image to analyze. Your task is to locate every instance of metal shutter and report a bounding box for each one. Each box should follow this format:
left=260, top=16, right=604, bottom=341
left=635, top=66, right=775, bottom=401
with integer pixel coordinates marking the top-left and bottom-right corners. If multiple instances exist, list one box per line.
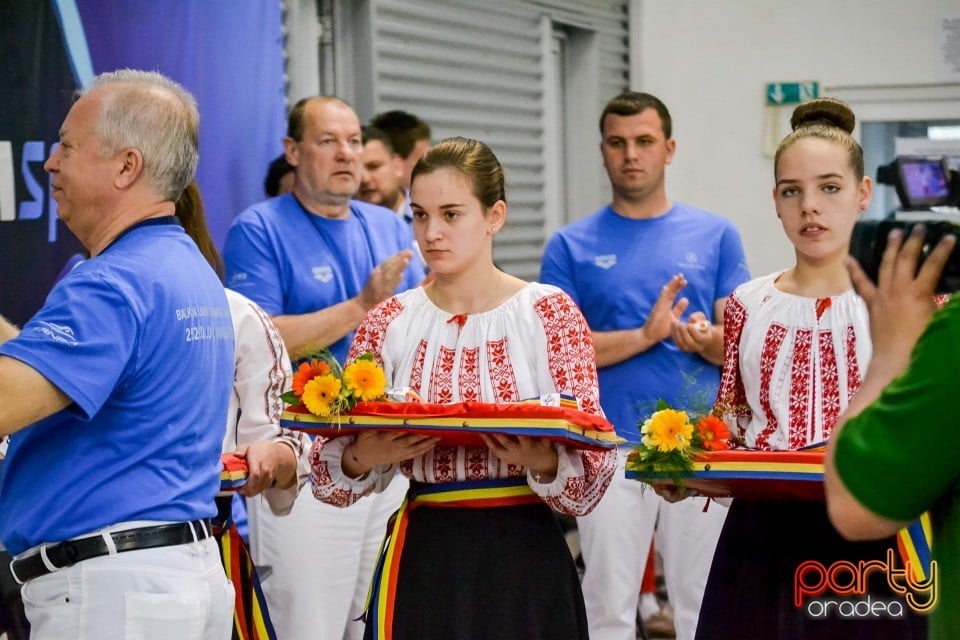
left=355, top=0, right=629, bottom=280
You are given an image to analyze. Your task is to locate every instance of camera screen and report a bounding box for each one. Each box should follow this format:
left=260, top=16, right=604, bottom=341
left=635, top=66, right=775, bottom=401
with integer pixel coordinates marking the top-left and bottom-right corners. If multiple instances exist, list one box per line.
left=898, top=158, right=950, bottom=207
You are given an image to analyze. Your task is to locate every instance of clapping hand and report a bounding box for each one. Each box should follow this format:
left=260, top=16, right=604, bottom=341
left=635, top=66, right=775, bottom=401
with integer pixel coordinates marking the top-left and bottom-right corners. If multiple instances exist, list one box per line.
left=641, top=274, right=689, bottom=345
left=358, top=250, right=414, bottom=311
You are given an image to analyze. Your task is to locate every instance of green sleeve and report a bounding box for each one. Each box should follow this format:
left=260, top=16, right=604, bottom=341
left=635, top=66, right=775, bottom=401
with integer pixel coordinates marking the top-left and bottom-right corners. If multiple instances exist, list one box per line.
left=834, top=296, right=960, bottom=521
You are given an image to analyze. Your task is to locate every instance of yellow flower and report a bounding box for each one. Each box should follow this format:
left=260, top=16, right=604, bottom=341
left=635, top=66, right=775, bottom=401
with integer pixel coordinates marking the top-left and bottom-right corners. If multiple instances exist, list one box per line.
left=301, top=374, right=342, bottom=417
left=342, top=359, right=387, bottom=401
left=640, top=408, right=693, bottom=452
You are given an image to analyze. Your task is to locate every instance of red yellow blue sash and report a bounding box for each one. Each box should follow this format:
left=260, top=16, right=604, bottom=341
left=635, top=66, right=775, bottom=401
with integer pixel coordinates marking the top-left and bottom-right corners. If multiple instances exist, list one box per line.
left=213, top=505, right=277, bottom=640
left=365, top=478, right=541, bottom=640
left=897, top=512, right=934, bottom=583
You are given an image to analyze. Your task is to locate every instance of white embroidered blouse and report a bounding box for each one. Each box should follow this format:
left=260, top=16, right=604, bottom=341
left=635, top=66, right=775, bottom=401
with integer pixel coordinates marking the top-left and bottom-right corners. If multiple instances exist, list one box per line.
left=309, top=283, right=617, bottom=516
left=715, top=272, right=871, bottom=451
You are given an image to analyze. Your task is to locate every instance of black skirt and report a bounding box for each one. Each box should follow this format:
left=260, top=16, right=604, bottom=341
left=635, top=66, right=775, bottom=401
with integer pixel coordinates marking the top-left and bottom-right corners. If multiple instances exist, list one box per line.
left=695, top=500, right=927, bottom=640
left=364, top=499, right=588, bottom=640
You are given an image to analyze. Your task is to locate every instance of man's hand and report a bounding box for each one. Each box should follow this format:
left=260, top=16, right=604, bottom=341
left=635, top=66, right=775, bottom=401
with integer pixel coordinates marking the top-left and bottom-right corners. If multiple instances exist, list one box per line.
left=846, top=225, right=955, bottom=373
left=640, top=274, right=689, bottom=346
left=357, top=250, right=414, bottom=311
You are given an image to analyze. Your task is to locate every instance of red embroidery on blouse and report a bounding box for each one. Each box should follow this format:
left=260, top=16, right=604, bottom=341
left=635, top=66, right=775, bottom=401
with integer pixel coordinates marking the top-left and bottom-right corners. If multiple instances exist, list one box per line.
left=486, top=337, right=519, bottom=402
left=432, top=445, right=457, bottom=483
left=409, top=339, right=427, bottom=391
left=248, top=300, right=288, bottom=429
left=717, top=296, right=750, bottom=436
left=464, top=446, right=489, bottom=480
left=459, top=347, right=481, bottom=401
left=754, top=323, right=788, bottom=449
left=786, top=328, right=813, bottom=450
left=429, top=346, right=456, bottom=403
left=347, top=296, right=404, bottom=364
left=533, top=293, right=601, bottom=414
left=818, top=329, right=840, bottom=443
left=844, top=324, right=861, bottom=400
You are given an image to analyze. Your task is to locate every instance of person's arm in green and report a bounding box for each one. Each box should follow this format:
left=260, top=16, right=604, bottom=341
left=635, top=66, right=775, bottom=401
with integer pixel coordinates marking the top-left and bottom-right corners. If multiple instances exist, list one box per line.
left=826, top=226, right=957, bottom=540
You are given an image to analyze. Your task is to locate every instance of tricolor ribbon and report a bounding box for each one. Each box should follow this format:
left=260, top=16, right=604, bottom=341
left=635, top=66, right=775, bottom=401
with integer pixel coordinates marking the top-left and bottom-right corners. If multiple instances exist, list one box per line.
left=896, top=512, right=934, bottom=583
left=213, top=502, right=277, bottom=640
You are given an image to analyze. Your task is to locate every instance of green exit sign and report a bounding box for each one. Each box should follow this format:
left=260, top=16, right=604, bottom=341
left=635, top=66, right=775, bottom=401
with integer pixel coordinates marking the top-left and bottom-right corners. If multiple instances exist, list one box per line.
left=766, top=82, right=819, bottom=105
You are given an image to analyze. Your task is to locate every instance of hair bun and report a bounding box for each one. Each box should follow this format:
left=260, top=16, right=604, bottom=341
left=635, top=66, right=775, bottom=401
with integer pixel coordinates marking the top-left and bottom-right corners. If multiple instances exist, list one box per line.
left=790, top=97, right=855, bottom=134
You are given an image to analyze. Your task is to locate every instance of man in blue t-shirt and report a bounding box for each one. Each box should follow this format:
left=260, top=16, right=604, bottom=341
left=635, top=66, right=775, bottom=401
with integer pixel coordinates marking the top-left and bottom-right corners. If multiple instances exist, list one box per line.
left=222, top=96, right=422, bottom=640
left=541, top=91, right=749, bottom=640
left=0, top=70, right=235, bottom=639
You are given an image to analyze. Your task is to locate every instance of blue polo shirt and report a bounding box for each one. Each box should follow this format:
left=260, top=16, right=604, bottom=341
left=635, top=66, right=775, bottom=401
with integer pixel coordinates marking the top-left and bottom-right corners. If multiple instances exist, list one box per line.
left=223, top=195, right=424, bottom=361
left=0, top=219, right=234, bottom=554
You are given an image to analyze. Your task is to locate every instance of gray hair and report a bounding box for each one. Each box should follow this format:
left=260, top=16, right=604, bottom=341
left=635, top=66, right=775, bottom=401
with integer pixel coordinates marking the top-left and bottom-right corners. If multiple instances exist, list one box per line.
left=86, top=69, right=200, bottom=201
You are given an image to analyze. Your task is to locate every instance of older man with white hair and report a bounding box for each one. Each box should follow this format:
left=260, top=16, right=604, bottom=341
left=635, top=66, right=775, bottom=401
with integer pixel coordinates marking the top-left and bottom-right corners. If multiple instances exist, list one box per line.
left=0, top=69, right=235, bottom=640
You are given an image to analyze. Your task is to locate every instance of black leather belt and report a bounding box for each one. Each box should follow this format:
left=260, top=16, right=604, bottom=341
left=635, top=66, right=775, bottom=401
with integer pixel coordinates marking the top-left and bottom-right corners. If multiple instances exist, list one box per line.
left=9, top=519, right=212, bottom=584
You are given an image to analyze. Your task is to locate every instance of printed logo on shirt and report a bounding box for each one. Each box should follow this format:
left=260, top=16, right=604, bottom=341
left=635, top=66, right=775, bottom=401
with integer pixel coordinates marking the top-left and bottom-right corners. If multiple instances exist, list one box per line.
left=312, top=266, right=333, bottom=283
left=794, top=548, right=937, bottom=620
left=227, top=272, right=248, bottom=287
left=678, top=251, right=706, bottom=271
left=32, top=321, right=79, bottom=346
left=594, top=254, right=617, bottom=269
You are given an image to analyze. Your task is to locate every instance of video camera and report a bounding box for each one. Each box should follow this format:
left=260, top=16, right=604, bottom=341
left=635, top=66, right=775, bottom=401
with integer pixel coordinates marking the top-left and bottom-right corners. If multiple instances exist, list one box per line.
left=850, top=155, right=960, bottom=293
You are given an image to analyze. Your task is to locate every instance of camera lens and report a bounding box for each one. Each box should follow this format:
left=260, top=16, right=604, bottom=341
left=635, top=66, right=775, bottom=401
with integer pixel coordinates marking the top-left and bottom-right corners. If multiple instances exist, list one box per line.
left=850, top=219, right=960, bottom=294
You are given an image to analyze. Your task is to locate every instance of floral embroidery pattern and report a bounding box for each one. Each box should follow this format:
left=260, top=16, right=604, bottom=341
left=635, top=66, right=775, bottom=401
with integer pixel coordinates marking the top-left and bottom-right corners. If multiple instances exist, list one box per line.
left=754, top=323, right=789, bottom=450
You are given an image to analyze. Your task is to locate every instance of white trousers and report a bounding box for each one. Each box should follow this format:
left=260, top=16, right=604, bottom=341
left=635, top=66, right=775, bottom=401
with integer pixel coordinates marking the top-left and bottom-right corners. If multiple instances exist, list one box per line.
left=577, top=454, right=728, bottom=640
left=21, top=537, right=232, bottom=640
left=247, top=475, right=408, bottom=640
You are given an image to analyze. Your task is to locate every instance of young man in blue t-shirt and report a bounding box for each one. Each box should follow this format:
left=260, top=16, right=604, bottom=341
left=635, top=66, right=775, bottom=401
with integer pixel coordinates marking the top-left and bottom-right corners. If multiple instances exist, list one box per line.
left=0, top=70, right=235, bottom=639
left=541, top=91, right=749, bottom=640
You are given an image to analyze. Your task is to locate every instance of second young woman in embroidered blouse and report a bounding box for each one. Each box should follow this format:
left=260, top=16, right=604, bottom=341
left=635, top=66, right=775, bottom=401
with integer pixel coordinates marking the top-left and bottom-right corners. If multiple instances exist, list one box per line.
left=694, top=99, right=926, bottom=640
left=309, top=137, right=615, bottom=640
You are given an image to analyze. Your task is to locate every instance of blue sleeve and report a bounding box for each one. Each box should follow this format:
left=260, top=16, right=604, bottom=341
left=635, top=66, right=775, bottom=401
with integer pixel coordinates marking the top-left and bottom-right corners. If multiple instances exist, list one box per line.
left=0, top=271, right=137, bottom=419
left=223, top=216, right=285, bottom=315
left=539, top=233, right=581, bottom=307
left=715, top=222, right=751, bottom=303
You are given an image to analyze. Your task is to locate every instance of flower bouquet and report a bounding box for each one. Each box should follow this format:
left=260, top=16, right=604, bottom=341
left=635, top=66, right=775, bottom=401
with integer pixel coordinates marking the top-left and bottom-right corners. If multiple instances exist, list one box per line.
left=625, top=399, right=732, bottom=485
left=281, top=349, right=388, bottom=417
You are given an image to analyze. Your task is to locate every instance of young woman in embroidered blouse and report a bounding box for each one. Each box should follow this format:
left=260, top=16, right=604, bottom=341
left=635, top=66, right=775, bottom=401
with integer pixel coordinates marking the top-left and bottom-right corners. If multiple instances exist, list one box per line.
left=309, top=137, right=616, bottom=640
left=691, top=99, right=926, bottom=639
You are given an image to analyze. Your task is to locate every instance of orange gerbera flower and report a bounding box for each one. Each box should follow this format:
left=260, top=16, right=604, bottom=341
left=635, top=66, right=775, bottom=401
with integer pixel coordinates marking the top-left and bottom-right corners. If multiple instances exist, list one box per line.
left=696, top=415, right=732, bottom=451
left=293, top=359, right=331, bottom=396
left=301, top=374, right=341, bottom=416
left=342, top=359, right=387, bottom=401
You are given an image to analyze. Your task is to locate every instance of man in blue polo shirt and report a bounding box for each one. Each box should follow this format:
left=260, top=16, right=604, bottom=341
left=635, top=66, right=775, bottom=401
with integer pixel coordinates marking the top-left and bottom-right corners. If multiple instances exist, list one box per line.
left=0, top=70, right=235, bottom=639
left=541, top=91, right=749, bottom=640
left=223, top=96, right=423, bottom=640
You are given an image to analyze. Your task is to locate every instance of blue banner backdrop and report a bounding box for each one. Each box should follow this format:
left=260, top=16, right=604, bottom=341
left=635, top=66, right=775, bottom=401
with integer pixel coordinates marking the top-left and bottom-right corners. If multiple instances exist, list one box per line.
left=0, top=0, right=286, bottom=325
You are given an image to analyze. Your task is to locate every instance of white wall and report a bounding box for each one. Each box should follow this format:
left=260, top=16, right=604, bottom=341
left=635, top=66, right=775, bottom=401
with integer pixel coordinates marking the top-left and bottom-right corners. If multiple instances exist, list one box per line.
left=629, top=0, right=959, bottom=277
